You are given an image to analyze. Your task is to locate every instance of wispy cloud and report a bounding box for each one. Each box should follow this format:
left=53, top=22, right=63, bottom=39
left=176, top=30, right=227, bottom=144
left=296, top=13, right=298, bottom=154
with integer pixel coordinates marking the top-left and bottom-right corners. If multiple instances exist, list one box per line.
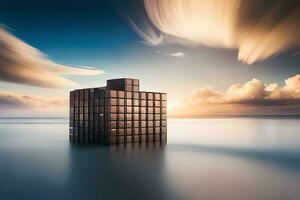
left=169, top=52, right=186, bottom=58
left=0, top=27, right=103, bottom=88
left=126, top=0, right=300, bottom=64
left=0, top=92, right=68, bottom=109
left=170, top=75, right=300, bottom=116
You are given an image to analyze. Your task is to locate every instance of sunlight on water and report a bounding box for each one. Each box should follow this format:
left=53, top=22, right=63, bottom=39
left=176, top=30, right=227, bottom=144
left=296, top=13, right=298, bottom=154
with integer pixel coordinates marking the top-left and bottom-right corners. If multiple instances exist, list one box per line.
left=0, top=117, right=299, bottom=200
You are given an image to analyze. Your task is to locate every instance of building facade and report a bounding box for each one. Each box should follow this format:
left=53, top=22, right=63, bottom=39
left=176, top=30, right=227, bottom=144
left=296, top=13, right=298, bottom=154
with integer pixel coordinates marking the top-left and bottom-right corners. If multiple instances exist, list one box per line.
left=69, top=78, right=167, bottom=145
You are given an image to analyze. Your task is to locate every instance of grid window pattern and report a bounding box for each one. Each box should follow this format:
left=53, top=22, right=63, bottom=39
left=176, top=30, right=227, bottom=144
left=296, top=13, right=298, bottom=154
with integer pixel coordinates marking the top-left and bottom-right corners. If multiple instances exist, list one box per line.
left=70, top=79, right=167, bottom=145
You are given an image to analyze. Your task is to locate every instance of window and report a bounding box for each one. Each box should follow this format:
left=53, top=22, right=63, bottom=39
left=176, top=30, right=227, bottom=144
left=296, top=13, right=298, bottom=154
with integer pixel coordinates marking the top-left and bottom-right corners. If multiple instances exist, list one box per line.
left=126, top=106, right=132, bottom=113
left=147, top=93, right=153, bottom=100
left=118, top=99, right=124, bottom=106
left=148, top=128, right=153, bottom=134
left=133, top=93, right=139, bottom=99
left=140, top=93, right=146, bottom=99
left=162, top=101, right=167, bottom=108
left=118, top=121, right=124, bottom=128
left=162, top=94, right=167, bottom=101
left=141, top=100, right=146, bottom=106
left=155, top=121, right=160, bottom=126
left=148, top=114, right=153, bottom=120
left=134, top=114, right=139, bottom=120
left=126, top=92, right=132, bottom=98
left=126, top=114, right=132, bottom=120
left=155, top=114, right=161, bottom=120
left=148, top=121, right=153, bottom=127
left=110, top=106, right=117, bottom=113
left=118, top=91, right=125, bottom=98
left=133, top=79, right=139, bottom=85
left=110, top=121, right=117, bottom=129
left=141, top=128, right=146, bottom=134
left=118, top=129, right=125, bottom=136
left=155, top=108, right=160, bottom=113
left=119, top=106, right=125, bottom=113
left=126, top=99, right=132, bottom=106
left=155, top=101, right=160, bottom=107
left=110, top=114, right=117, bottom=120
left=141, top=114, right=146, bottom=120
left=125, top=85, right=132, bottom=91
left=133, top=100, right=139, bottom=106
left=155, top=93, right=161, bottom=100
left=126, top=121, right=132, bottom=127
left=110, top=98, right=117, bottom=105
left=118, top=114, right=124, bottom=120
left=133, top=86, right=139, bottom=92
left=134, top=107, right=139, bottom=113
left=147, top=107, right=153, bottom=113
left=141, top=121, right=146, bottom=127
left=133, top=121, right=139, bottom=127
left=140, top=107, right=146, bottom=113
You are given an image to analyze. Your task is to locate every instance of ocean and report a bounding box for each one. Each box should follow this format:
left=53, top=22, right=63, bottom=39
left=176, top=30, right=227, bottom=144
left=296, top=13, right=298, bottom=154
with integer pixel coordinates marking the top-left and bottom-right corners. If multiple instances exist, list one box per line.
left=0, top=117, right=299, bottom=200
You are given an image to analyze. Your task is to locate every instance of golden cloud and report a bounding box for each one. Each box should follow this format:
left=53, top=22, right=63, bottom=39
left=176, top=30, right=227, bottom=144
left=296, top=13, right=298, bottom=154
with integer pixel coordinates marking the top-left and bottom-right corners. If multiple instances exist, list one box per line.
left=127, top=0, right=300, bottom=64
left=0, top=92, right=68, bottom=109
left=170, top=75, right=300, bottom=116
left=0, top=27, right=103, bottom=88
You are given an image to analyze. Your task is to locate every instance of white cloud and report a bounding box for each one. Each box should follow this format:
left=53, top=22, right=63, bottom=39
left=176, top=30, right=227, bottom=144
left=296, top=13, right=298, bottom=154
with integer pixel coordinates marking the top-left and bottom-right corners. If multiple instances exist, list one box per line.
left=170, top=52, right=186, bottom=58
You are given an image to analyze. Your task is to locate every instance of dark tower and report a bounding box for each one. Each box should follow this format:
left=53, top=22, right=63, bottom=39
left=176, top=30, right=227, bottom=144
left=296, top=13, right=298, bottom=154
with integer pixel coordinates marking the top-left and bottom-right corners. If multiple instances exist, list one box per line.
left=69, top=78, right=167, bottom=145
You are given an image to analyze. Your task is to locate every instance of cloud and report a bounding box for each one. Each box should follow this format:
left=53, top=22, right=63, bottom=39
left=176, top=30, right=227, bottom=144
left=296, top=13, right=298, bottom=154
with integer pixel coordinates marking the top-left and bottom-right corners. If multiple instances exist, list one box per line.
left=170, top=52, right=186, bottom=58
left=0, top=92, right=68, bottom=109
left=0, top=27, right=103, bottom=88
left=170, top=75, right=300, bottom=116
left=126, top=0, right=300, bottom=64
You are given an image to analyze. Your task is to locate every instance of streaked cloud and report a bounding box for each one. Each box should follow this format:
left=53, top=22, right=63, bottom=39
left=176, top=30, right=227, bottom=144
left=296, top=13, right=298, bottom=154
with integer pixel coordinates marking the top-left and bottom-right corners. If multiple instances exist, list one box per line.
left=126, top=0, right=300, bottom=64
left=170, top=75, right=300, bottom=116
left=170, top=52, right=186, bottom=58
left=0, top=92, right=68, bottom=109
left=0, top=27, right=103, bottom=88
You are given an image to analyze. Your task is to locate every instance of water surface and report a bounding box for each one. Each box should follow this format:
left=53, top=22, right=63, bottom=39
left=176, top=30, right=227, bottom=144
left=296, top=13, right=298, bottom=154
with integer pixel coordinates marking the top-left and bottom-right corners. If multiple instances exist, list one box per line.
left=0, top=117, right=300, bottom=200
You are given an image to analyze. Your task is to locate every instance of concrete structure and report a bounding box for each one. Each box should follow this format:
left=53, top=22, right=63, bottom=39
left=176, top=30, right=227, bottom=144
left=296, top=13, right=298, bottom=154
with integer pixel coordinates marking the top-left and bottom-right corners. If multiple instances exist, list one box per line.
left=69, top=78, right=167, bottom=144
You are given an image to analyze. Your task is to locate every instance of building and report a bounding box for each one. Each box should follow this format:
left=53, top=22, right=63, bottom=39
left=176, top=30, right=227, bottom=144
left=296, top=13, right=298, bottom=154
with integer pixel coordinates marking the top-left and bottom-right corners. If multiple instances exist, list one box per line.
left=69, top=78, right=167, bottom=145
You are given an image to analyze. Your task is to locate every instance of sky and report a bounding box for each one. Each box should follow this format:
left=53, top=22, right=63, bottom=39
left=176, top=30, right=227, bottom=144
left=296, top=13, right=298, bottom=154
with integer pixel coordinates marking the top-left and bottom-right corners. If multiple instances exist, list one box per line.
left=0, top=0, right=300, bottom=117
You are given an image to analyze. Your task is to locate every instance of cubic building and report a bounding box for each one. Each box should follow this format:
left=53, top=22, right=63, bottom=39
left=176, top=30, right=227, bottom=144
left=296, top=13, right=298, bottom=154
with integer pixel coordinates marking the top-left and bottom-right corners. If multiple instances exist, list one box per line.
left=69, top=78, right=167, bottom=145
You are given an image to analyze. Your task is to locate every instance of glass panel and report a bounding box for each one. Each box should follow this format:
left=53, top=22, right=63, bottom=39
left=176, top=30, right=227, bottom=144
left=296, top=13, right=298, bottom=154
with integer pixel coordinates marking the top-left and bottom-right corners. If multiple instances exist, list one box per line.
left=110, top=106, right=117, bottom=113
left=126, top=106, right=132, bottom=113
left=126, top=114, right=132, bottom=120
left=141, top=100, right=146, bottom=106
left=126, top=99, right=132, bottom=106
left=118, top=98, right=124, bottom=106
left=119, top=106, right=125, bottom=113
left=134, top=114, right=139, bottom=120
left=155, top=93, right=161, bottom=100
left=126, top=92, right=132, bottom=98
left=141, top=114, right=146, bottom=120
left=118, top=91, right=125, bottom=98
left=140, top=93, right=146, bottom=99
left=147, top=93, right=153, bottom=100
left=134, top=107, right=139, bottom=113
left=133, top=92, right=139, bottom=99
left=110, top=98, right=117, bottom=105
left=110, top=121, right=117, bottom=129
left=118, top=114, right=124, bottom=120
left=118, top=121, right=125, bottom=128
left=133, top=100, right=139, bottom=106
left=140, top=107, right=146, bottom=113
left=110, top=114, right=117, bottom=120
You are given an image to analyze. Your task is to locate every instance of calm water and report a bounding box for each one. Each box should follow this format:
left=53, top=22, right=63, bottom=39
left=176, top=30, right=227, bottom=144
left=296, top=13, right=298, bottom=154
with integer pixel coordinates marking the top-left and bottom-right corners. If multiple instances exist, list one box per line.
left=0, top=117, right=300, bottom=200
